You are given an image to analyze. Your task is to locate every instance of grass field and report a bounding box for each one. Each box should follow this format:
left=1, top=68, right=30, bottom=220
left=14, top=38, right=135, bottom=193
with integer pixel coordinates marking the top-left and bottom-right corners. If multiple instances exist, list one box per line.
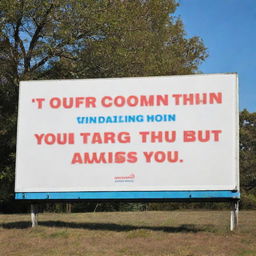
left=1, top=210, right=256, bottom=256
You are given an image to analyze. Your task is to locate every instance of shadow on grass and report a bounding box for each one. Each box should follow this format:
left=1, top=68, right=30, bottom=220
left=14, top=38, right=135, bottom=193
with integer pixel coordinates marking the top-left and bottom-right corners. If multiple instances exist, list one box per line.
left=1, top=221, right=214, bottom=233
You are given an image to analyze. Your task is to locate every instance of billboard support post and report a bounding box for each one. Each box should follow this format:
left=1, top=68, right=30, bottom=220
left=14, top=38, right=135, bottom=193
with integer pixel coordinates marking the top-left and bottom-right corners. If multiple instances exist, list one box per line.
left=31, top=204, right=38, bottom=227
left=230, top=201, right=239, bottom=231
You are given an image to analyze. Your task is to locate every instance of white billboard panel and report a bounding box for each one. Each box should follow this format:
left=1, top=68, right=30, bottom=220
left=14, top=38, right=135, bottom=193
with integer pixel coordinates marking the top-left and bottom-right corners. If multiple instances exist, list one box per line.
left=15, top=74, right=239, bottom=193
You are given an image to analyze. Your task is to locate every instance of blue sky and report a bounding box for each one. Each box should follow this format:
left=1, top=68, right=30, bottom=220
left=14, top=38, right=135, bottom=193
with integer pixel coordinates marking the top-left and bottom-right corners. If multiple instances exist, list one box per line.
left=176, top=0, right=256, bottom=112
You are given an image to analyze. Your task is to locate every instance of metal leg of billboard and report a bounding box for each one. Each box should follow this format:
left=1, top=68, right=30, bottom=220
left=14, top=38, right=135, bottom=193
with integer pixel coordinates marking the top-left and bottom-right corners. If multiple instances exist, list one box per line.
left=230, top=201, right=239, bottom=231
left=31, top=204, right=38, bottom=227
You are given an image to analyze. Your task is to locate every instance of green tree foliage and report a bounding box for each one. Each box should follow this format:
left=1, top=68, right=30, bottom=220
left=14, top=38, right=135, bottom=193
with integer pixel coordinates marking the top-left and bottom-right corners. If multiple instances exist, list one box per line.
left=240, top=110, right=256, bottom=208
left=0, top=0, right=208, bottom=207
left=76, top=0, right=207, bottom=78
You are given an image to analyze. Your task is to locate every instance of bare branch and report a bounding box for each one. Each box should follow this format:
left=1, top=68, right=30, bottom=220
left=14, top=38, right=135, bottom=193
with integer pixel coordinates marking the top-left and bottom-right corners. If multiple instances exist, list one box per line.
left=30, top=56, right=50, bottom=72
left=18, top=38, right=26, bottom=58
left=14, top=18, right=22, bottom=50
left=24, top=4, right=54, bottom=73
left=14, top=0, right=24, bottom=52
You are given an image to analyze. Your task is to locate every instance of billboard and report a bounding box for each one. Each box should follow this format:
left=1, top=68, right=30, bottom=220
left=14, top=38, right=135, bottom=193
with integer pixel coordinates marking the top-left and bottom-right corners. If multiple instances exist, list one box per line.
left=15, top=74, right=240, bottom=200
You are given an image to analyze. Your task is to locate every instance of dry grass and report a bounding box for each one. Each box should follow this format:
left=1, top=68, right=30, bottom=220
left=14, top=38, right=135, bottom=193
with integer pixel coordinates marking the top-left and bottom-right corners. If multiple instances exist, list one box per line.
left=0, top=210, right=256, bottom=256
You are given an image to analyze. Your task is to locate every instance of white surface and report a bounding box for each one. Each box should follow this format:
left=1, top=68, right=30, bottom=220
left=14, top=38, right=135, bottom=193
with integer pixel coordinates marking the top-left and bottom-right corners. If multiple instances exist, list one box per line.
left=15, top=74, right=239, bottom=192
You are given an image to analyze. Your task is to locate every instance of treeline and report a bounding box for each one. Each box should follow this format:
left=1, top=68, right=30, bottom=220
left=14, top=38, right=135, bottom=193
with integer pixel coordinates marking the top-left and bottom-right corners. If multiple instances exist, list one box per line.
left=239, top=110, right=256, bottom=208
left=0, top=1, right=255, bottom=213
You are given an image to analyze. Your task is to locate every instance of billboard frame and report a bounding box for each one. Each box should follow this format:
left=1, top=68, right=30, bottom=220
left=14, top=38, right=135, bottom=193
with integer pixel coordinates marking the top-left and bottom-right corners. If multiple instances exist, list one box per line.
left=15, top=73, right=240, bottom=202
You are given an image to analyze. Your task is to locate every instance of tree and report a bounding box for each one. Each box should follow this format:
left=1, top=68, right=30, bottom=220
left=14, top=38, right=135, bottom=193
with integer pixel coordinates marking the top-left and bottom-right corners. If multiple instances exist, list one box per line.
left=75, top=0, right=207, bottom=78
left=0, top=0, right=78, bottom=203
left=0, top=0, right=207, bottom=207
left=240, top=109, right=256, bottom=203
